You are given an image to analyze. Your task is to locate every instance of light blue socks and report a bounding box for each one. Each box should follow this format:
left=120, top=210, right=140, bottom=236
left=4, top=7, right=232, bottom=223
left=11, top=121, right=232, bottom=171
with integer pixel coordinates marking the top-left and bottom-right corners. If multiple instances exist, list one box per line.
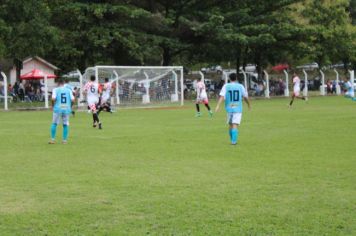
left=230, top=128, right=238, bottom=144
left=63, top=125, right=69, bottom=141
left=51, top=123, right=57, bottom=140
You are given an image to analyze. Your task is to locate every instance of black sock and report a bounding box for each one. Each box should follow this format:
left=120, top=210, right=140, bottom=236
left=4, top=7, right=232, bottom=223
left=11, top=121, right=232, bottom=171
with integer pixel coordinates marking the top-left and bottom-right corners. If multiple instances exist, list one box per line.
left=196, top=104, right=200, bottom=112
left=106, top=103, right=111, bottom=112
left=93, top=113, right=99, bottom=123
left=205, top=104, right=211, bottom=111
left=97, top=106, right=103, bottom=115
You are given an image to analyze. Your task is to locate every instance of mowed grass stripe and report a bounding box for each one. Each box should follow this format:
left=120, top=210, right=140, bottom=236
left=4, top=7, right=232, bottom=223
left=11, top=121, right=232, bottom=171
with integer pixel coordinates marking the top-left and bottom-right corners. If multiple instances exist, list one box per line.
left=0, top=96, right=355, bottom=235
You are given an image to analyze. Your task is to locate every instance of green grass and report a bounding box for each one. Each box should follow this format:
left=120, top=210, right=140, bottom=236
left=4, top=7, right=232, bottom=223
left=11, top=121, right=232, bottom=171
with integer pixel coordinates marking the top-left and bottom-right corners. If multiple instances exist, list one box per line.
left=0, top=97, right=355, bottom=235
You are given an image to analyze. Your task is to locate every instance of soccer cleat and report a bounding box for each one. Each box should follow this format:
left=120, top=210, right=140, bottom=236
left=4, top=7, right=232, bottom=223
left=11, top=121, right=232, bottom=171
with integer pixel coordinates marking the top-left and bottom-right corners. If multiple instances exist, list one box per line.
left=209, top=110, right=213, bottom=117
left=98, top=123, right=102, bottom=130
left=231, top=142, right=237, bottom=145
left=195, top=112, right=201, bottom=117
left=62, top=140, right=68, bottom=144
left=48, top=140, right=55, bottom=144
left=93, top=122, right=97, bottom=128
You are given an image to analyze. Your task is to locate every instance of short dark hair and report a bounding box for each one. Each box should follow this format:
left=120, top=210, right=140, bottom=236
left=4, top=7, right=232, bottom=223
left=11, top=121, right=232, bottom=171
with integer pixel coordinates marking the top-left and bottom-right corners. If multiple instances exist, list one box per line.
left=64, top=78, right=69, bottom=83
left=105, top=78, right=109, bottom=82
left=57, top=78, right=64, bottom=84
left=90, top=75, right=96, bottom=81
left=229, top=73, right=237, bottom=81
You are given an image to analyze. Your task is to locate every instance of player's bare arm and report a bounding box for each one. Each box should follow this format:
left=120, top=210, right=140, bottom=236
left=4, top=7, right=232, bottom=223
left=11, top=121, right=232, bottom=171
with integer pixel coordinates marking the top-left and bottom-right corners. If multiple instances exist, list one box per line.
left=244, top=97, right=251, bottom=110
left=215, top=96, right=225, bottom=112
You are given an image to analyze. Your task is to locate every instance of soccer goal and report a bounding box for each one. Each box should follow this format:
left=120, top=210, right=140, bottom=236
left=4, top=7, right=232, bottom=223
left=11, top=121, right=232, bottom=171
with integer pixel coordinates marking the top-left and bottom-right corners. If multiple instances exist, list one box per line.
left=81, top=66, right=184, bottom=108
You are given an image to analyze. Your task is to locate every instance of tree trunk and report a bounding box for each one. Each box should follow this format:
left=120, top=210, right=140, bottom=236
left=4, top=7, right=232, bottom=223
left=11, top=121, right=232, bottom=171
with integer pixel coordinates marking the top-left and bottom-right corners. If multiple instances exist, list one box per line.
left=235, top=47, right=241, bottom=74
left=147, top=0, right=156, bottom=12
left=254, top=51, right=262, bottom=80
left=162, top=47, right=171, bottom=66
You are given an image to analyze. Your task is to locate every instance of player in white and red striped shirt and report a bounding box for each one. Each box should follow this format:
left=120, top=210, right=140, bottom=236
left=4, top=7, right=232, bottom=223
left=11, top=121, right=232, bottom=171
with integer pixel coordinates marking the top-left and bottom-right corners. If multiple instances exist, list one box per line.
left=195, top=78, right=213, bottom=117
left=289, top=72, right=307, bottom=108
left=83, top=75, right=103, bottom=129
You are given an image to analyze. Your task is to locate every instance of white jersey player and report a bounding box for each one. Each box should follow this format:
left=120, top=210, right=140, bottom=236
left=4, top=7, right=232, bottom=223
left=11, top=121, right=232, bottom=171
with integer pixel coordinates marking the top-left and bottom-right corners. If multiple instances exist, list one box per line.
left=289, top=72, right=307, bottom=108
left=83, top=75, right=102, bottom=129
left=195, top=78, right=213, bottom=117
left=98, top=78, right=113, bottom=114
left=293, top=76, right=301, bottom=96
left=101, top=78, right=112, bottom=104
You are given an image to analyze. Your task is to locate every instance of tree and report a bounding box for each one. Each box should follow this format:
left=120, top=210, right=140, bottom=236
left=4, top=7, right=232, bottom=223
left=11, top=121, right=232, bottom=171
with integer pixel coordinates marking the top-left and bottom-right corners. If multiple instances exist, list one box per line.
left=196, top=0, right=305, bottom=76
left=1, top=0, right=60, bottom=59
left=303, top=0, right=356, bottom=70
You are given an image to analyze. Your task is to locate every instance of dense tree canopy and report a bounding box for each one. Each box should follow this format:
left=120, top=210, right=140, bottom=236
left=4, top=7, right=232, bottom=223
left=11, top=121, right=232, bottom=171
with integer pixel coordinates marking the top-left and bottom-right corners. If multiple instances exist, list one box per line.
left=0, top=0, right=355, bottom=73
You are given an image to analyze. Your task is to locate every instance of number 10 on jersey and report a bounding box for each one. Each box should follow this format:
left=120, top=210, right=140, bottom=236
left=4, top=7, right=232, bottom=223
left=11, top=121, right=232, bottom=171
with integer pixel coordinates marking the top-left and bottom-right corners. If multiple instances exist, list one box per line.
left=228, top=90, right=240, bottom=102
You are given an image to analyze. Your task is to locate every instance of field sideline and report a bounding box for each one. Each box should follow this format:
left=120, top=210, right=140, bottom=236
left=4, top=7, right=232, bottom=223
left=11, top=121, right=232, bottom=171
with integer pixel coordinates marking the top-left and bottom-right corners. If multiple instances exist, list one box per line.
left=0, top=97, right=355, bottom=235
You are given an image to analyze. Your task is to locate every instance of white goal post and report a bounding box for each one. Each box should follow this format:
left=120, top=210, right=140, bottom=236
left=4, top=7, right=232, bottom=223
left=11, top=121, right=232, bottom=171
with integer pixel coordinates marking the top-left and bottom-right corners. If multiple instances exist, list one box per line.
left=81, top=66, right=184, bottom=108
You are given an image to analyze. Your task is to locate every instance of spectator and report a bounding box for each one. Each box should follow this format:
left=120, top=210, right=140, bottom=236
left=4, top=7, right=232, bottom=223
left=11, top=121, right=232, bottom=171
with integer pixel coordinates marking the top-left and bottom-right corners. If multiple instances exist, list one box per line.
left=13, top=82, right=19, bottom=96
left=278, top=79, right=285, bottom=95
left=255, top=82, right=264, bottom=96
left=332, top=80, right=337, bottom=94
left=0, top=81, right=4, bottom=96
left=326, top=80, right=332, bottom=94
left=18, top=81, right=25, bottom=101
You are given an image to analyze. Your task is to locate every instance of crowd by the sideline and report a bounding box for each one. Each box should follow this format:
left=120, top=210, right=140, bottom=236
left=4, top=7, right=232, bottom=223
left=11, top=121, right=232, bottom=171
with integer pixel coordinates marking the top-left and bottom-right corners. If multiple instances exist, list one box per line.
left=0, top=80, right=46, bottom=102
left=244, top=77, right=353, bottom=97
left=0, top=77, right=354, bottom=103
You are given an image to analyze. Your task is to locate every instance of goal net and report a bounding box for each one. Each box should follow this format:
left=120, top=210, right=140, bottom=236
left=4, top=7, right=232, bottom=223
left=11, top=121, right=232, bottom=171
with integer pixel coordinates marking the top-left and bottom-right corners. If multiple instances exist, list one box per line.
left=81, top=66, right=184, bottom=108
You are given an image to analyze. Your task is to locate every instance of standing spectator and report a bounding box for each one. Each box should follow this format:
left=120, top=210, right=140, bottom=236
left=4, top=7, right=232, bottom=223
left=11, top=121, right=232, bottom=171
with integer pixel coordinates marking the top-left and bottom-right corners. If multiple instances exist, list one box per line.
left=326, top=80, right=332, bottom=94
left=13, top=82, right=19, bottom=96
left=18, top=81, right=25, bottom=101
left=0, top=81, right=4, bottom=96
left=278, top=79, right=286, bottom=95
left=332, top=80, right=337, bottom=94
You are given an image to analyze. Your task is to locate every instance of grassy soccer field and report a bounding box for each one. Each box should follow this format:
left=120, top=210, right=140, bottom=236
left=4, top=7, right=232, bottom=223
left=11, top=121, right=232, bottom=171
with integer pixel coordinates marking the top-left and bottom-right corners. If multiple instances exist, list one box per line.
left=0, top=96, right=355, bottom=235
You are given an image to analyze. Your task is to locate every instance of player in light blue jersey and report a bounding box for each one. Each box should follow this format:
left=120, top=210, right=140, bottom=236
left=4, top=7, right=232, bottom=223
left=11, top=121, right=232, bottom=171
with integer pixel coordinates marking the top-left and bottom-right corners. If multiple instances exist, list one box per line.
left=343, top=78, right=355, bottom=99
left=215, top=73, right=250, bottom=145
left=49, top=78, right=75, bottom=144
left=64, top=78, right=76, bottom=117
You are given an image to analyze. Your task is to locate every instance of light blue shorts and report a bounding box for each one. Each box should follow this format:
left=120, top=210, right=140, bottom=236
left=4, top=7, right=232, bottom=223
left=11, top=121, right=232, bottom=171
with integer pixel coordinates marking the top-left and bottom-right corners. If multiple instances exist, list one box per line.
left=52, top=113, right=70, bottom=125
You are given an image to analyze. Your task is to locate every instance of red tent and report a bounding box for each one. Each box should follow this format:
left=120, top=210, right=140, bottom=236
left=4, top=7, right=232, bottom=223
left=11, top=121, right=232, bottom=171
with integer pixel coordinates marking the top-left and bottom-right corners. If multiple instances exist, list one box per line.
left=20, top=69, right=57, bottom=80
left=272, top=64, right=289, bottom=72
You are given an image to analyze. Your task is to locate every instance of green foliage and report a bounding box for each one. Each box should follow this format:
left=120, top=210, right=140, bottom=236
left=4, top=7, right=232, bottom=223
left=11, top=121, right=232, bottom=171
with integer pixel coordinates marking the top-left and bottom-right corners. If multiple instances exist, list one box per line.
left=302, top=0, right=356, bottom=68
left=0, top=0, right=355, bottom=71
